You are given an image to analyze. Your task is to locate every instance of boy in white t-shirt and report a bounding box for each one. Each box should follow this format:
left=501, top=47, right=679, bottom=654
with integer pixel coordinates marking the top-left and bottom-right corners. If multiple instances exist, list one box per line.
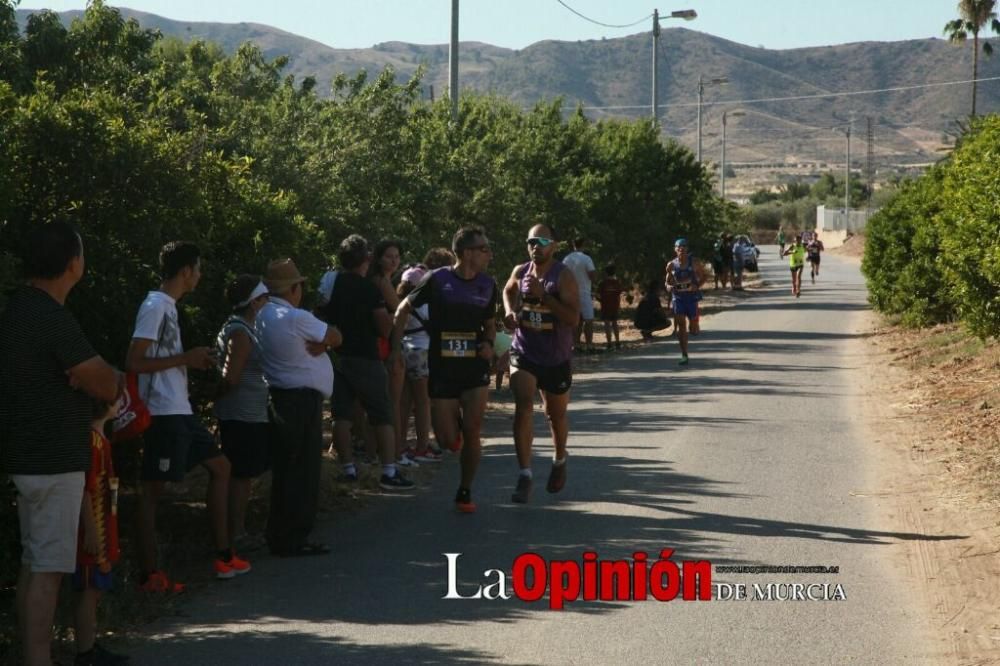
left=126, top=242, right=250, bottom=591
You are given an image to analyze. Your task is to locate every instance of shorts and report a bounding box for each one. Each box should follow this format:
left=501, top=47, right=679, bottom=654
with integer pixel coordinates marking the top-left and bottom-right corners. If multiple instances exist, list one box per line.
left=790, top=265, right=804, bottom=274
left=600, top=306, right=620, bottom=322
left=141, top=415, right=223, bottom=483
left=672, top=296, right=699, bottom=320
left=12, top=472, right=85, bottom=573
left=510, top=351, right=572, bottom=395
left=579, top=296, right=595, bottom=321
left=219, top=420, right=272, bottom=479
left=428, top=360, right=491, bottom=400
left=809, top=255, right=821, bottom=265
left=73, top=564, right=114, bottom=591
left=332, top=355, right=393, bottom=426
left=404, top=348, right=429, bottom=380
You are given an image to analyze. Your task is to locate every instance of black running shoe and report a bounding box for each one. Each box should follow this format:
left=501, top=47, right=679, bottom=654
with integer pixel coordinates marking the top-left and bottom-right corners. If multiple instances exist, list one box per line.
left=379, top=473, right=415, bottom=491
left=511, top=475, right=533, bottom=504
left=547, top=460, right=567, bottom=494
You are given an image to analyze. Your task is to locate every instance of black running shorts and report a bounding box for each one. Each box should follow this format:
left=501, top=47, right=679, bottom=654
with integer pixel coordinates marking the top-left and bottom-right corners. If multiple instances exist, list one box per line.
left=509, top=351, right=572, bottom=395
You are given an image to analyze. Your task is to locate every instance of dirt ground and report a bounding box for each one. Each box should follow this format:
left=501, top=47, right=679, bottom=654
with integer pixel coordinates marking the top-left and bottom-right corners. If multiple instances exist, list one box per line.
left=835, top=234, right=999, bottom=664
left=829, top=232, right=866, bottom=259
left=864, top=322, right=1000, bottom=665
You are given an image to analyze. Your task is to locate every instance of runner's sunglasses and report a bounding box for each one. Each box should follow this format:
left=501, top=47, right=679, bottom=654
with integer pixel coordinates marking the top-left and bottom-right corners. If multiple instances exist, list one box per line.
left=526, top=237, right=554, bottom=248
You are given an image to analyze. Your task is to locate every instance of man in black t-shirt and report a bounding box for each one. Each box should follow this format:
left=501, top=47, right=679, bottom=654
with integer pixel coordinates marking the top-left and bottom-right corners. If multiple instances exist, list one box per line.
left=322, top=235, right=413, bottom=491
left=0, top=221, right=121, bottom=666
left=391, top=227, right=497, bottom=512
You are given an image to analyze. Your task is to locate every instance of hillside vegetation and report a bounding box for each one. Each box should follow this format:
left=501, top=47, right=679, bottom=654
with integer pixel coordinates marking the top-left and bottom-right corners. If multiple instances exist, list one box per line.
left=14, top=6, right=1000, bottom=167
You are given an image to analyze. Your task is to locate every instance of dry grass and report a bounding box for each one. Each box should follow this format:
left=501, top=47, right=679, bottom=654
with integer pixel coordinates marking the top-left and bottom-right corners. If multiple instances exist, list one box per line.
left=829, top=232, right=866, bottom=259
left=873, top=322, right=1000, bottom=507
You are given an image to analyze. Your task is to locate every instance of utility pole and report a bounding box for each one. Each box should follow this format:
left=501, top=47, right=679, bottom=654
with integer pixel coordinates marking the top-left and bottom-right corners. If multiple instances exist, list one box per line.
left=651, top=9, right=660, bottom=127
left=721, top=110, right=744, bottom=200
left=697, top=74, right=703, bottom=161
left=696, top=75, right=727, bottom=163
left=844, top=123, right=851, bottom=214
left=866, top=117, right=874, bottom=220
left=449, top=0, right=459, bottom=123
left=721, top=111, right=728, bottom=199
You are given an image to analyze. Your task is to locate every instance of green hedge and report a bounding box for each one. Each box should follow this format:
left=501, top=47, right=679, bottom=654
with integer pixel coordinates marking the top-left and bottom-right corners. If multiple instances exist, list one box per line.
left=863, top=115, right=1000, bottom=334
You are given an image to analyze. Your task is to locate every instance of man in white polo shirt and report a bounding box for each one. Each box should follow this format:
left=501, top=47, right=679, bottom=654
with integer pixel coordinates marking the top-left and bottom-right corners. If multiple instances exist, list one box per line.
left=562, top=237, right=597, bottom=354
left=257, top=258, right=342, bottom=557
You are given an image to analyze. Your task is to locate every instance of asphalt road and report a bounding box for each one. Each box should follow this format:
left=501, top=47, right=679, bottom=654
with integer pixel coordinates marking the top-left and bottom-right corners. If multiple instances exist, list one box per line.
left=130, top=247, right=942, bottom=665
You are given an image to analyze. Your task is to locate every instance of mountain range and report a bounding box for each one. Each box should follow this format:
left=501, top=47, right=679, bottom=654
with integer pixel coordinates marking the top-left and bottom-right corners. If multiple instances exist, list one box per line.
left=15, top=6, right=1000, bottom=171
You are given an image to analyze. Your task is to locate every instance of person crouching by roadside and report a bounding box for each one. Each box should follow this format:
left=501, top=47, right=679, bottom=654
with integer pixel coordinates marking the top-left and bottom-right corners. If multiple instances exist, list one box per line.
left=257, top=259, right=343, bottom=557
left=214, top=275, right=271, bottom=553
left=633, top=279, right=669, bottom=341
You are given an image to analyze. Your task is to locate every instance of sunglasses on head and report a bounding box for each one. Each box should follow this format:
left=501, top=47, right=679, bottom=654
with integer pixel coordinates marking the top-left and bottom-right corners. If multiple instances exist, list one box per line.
left=526, top=237, right=554, bottom=248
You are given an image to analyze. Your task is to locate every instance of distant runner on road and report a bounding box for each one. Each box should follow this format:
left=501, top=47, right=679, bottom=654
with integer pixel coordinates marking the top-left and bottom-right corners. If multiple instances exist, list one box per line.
left=807, top=236, right=825, bottom=284
left=665, top=238, right=704, bottom=366
left=783, top=235, right=806, bottom=298
left=503, top=224, right=579, bottom=504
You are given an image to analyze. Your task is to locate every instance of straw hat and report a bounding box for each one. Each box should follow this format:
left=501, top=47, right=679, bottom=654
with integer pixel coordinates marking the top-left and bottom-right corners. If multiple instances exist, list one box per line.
left=264, top=258, right=307, bottom=292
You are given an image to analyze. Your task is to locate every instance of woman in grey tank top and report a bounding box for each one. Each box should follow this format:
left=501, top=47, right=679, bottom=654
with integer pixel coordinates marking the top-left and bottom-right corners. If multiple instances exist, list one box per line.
left=214, top=275, right=270, bottom=551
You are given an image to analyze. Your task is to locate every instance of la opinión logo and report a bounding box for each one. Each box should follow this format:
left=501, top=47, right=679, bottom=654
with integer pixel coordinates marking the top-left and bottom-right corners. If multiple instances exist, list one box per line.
left=443, top=550, right=712, bottom=610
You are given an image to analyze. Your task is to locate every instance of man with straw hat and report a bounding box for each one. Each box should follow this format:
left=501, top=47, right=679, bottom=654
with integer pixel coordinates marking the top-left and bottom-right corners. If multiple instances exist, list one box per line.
left=257, top=258, right=342, bottom=557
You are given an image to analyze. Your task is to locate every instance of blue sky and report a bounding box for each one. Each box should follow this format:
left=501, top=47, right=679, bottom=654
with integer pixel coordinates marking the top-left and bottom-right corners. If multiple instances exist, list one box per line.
left=15, top=1, right=964, bottom=51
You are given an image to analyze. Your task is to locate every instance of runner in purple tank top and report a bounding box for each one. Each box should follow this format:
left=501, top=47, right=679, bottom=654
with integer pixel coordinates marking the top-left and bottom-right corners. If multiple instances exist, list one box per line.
left=502, top=223, right=580, bottom=504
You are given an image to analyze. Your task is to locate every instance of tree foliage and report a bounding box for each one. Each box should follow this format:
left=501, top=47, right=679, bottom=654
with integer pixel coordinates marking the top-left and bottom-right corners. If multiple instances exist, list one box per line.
left=0, top=0, right=733, bottom=367
left=863, top=114, right=1000, bottom=334
left=943, top=0, right=1000, bottom=116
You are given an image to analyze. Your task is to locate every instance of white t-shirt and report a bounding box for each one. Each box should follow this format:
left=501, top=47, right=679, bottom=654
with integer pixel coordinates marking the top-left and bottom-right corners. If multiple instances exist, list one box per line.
left=256, top=297, right=334, bottom=397
left=315, top=270, right=338, bottom=308
left=563, top=251, right=596, bottom=296
left=132, top=291, right=191, bottom=416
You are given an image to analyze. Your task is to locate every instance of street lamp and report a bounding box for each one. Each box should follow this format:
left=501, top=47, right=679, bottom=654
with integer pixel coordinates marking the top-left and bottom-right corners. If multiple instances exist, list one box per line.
left=698, top=76, right=728, bottom=162
left=652, top=9, right=697, bottom=126
left=448, top=0, right=459, bottom=123
left=721, top=110, right=745, bottom=200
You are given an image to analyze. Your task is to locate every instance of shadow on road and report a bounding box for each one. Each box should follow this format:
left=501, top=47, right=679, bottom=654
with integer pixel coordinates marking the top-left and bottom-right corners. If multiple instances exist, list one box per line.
left=129, top=270, right=964, bottom=664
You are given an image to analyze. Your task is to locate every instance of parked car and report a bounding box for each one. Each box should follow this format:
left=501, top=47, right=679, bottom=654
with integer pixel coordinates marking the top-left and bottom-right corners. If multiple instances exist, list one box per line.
left=734, top=235, right=760, bottom=272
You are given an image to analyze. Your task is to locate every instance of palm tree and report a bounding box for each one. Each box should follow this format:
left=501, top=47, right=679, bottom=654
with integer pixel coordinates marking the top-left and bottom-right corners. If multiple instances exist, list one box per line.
left=944, top=0, right=1000, bottom=116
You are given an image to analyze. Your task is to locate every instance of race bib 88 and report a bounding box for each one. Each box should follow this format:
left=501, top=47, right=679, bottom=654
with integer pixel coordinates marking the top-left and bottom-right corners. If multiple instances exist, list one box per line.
left=520, top=303, right=555, bottom=332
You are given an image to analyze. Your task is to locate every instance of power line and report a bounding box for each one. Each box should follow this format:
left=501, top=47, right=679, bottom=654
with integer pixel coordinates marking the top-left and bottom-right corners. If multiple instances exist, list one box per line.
left=578, top=75, right=1000, bottom=111
left=554, top=0, right=652, bottom=29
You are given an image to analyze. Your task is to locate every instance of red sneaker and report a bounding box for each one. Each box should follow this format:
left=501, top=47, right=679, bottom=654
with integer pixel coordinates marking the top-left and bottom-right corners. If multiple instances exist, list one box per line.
left=414, top=448, right=442, bottom=463
left=455, top=487, right=477, bottom=513
left=139, top=570, right=186, bottom=593
left=214, top=553, right=252, bottom=579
